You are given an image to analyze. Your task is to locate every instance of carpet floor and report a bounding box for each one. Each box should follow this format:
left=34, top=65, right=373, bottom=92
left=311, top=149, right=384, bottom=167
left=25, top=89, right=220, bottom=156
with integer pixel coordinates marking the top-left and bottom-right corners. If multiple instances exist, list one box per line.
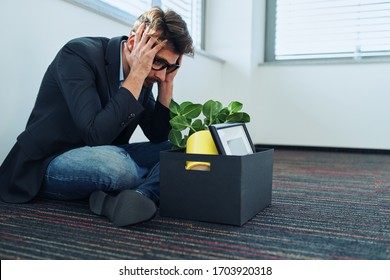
left=0, top=149, right=389, bottom=259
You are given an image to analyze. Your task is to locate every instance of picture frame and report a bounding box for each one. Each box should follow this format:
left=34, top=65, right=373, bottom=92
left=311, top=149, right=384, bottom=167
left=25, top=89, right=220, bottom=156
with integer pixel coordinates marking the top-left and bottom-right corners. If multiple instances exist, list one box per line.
left=209, top=123, right=256, bottom=155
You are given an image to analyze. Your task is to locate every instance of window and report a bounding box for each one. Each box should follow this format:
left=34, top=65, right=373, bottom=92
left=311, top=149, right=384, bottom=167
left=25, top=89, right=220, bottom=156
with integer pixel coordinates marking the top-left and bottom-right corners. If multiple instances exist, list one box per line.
left=65, top=0, right=203, bottom=49
left=265, top=0, right=390, bottom=62
left=160, top=0, right=204, bottom=49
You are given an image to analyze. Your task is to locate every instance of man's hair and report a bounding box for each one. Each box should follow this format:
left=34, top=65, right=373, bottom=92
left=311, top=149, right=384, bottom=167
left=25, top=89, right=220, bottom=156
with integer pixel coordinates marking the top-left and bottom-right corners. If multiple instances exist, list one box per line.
left=132, top=7, right=194, bottom=56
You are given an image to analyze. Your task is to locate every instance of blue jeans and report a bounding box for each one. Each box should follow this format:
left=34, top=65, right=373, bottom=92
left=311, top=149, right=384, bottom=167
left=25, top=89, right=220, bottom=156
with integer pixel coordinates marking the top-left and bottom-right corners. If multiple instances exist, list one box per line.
left=40, top=141, right=172, bottom=203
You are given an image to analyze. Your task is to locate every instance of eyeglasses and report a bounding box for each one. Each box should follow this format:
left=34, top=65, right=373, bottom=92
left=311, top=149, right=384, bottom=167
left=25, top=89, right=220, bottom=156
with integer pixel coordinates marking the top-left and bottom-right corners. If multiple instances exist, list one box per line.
left=152, top=57, right=180, bottom=74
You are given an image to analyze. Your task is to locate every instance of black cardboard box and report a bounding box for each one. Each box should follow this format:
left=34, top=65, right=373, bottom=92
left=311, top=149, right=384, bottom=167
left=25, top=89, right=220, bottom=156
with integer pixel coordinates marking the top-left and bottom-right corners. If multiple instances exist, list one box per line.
left=160, top=148, right=274, bottom=226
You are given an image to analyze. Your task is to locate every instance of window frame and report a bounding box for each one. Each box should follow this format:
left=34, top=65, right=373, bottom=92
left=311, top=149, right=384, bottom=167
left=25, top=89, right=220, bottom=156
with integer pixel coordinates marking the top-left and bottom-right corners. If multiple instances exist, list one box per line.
left=264, top=0, right=390, bottom=64
left=63, top=0, right=140, bottom=25
left=64, top=0, right=205, bottom=50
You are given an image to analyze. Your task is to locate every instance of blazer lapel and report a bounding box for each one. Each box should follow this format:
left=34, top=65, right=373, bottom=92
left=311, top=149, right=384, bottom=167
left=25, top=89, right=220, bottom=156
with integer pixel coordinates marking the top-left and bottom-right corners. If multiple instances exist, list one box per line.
left=105, top=36, right=128, bottom=97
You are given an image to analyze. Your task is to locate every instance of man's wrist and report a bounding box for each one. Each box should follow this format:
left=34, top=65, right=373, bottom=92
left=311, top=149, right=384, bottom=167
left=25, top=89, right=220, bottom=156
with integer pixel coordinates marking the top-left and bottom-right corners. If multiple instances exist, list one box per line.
left=157, top=95, right=172, bottom=108
left=122, top=72, right=145, bottom=99
left=157, top=81, right=173, bottom=108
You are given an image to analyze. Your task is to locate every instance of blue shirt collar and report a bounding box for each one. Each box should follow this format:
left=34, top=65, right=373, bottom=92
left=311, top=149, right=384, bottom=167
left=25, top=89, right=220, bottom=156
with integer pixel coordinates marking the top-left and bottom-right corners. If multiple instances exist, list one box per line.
left=119, top=40, right=125, bottom=87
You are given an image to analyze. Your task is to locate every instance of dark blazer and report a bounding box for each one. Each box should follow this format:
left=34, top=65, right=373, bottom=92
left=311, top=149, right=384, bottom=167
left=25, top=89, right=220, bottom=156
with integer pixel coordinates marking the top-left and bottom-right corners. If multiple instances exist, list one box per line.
left=0, top=36, right=170, bottom=203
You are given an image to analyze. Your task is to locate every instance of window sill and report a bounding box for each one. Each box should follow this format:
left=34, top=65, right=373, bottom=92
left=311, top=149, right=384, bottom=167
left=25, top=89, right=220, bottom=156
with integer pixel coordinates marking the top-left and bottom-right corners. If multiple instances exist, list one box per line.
left=195, top=49, right=226, bottom=64
left=259, top=56, right=390, bottom=66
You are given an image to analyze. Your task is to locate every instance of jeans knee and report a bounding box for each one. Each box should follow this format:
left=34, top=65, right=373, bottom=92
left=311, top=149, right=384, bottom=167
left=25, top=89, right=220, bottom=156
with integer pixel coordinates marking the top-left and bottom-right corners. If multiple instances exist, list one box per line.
left=100, top=150, right=138, bottom=179
left=78, top=146, right=141, bottom=190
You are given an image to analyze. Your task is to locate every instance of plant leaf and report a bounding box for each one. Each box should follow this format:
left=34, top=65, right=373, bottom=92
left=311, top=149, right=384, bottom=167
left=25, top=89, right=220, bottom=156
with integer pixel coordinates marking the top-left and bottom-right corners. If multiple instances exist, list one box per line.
left=228, top=101, right=243, bottom=113
left=240, top=112, right=251, bottom=122
left=191, top=119, right=205, bottom=132
left=180, top=135, right=189, bottom=148
left=203, top=100, right=223, bottom=124
left=168, top=129, right=183, bottom=148
left=179, top=101, right=193, bottom=112
left=226, top=112, right=250, bottom=123
left=169, top=99, right=180, bottom=116
left=216, top=108, right=229, bottom=123
left=169, top=115, right=190, bottom=131
left=181, top=104, right=202, bottom=119
left=220, top=108, right=230, bottom=115
left=216, top=112, right=228, bottom=123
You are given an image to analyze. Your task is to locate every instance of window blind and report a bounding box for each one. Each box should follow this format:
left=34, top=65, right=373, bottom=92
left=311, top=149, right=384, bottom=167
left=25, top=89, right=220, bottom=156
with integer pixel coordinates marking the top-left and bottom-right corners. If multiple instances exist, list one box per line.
left=161, top=0, right=203, bottom=48
left=101, top=0, right=202, bottom=48
left=66, top=0, right=203, bottom=49
left=272, top=0, right=390, bottom=60
left=101, top=0, right=151, bottom=18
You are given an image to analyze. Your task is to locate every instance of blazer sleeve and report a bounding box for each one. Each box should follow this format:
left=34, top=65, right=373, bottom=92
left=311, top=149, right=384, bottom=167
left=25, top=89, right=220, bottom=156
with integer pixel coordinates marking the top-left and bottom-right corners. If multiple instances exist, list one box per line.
left=54, top=40, right=144, bottom=146
left=139, top=93, right=171, bottom=143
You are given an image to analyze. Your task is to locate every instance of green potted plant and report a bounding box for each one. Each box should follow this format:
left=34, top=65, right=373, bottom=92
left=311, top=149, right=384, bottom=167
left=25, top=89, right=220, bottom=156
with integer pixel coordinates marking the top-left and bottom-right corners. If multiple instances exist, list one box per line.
left=168, top=99, right=250, bottom=149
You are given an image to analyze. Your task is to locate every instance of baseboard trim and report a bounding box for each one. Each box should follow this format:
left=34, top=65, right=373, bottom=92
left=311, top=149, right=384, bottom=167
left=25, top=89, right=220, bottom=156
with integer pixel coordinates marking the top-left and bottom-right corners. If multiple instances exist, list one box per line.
left=254, top=144, right=390, bottom=154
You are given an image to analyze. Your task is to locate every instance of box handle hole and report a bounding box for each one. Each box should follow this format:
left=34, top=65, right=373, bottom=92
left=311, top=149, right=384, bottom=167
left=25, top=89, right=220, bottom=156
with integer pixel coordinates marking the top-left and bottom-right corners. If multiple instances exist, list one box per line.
left=185, top=161, right=211, bottom=171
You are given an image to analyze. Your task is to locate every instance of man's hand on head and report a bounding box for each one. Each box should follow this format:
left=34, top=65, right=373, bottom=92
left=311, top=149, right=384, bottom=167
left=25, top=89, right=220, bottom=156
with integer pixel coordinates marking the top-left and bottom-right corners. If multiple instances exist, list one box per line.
left=122, top=22, right=167, bottom=98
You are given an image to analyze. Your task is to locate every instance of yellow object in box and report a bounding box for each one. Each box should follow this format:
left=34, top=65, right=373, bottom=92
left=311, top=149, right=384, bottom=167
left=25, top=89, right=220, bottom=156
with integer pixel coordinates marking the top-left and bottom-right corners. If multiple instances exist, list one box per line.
left=185, top=130, right=218, bottom=170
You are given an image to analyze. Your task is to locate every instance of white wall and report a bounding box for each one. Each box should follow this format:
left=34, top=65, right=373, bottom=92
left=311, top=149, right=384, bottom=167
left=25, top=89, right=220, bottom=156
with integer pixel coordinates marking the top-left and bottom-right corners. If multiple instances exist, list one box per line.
left=255, top=62, right=390, bottom=149
left=205, top=0, right=390, bottom=150
left=1, top=0, right=389, bottom=164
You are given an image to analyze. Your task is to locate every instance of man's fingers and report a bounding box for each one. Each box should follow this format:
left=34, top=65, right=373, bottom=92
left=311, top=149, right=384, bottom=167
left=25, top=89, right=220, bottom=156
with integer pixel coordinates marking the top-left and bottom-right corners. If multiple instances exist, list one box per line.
left=134, top=22, right=146, bottom=46
left=149, top=39, right=167, bottom=54
left=132, top=24, right=167, bottom=66
left=145, top=35, right=160, bottom=50
left=139, top=25, right=152, bottom=46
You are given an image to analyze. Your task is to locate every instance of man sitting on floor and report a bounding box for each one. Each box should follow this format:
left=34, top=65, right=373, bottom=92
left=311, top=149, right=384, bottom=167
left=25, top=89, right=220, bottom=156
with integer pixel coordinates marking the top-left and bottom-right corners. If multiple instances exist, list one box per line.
left=0, top=7, right=194, bottom=226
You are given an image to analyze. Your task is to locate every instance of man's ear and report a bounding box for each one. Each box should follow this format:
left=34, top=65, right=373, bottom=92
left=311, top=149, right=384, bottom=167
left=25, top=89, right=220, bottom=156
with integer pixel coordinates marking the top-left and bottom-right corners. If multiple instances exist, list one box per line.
left=127, top=35, right=135, bottom=49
